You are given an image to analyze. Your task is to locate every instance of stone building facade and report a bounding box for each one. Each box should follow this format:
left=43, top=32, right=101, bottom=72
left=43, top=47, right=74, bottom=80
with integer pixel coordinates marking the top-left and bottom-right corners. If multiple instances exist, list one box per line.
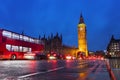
left=41, top=33, right=63, bottom=54
left=107, top=35, right=120, bottom=57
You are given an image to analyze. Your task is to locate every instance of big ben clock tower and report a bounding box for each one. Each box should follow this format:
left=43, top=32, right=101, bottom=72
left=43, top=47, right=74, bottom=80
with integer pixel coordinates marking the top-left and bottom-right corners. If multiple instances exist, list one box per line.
left=78, top=14, right=88, bottom=57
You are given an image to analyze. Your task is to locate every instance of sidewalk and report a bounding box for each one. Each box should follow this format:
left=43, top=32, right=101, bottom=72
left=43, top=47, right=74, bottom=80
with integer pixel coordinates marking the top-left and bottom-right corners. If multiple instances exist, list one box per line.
left=105, top=59, right=116, bottom=80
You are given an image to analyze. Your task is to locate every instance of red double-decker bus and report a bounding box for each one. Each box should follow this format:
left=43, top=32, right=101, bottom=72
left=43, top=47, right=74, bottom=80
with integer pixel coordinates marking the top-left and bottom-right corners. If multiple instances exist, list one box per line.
left=0, top=29, right=44, bottom=60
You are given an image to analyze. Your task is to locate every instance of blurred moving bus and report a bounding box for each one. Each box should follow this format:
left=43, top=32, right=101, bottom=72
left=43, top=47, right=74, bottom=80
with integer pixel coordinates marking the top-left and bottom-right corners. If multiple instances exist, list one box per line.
left=0, top=29, right=44, bottom=60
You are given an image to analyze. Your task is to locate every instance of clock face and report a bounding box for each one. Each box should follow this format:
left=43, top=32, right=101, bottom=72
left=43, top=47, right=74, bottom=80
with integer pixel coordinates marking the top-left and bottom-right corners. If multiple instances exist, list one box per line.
left=80, top=28, right=83, bottom=31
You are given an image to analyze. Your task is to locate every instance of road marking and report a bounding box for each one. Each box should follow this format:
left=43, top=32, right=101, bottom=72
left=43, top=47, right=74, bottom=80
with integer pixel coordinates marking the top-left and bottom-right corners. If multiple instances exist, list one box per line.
left=18, top=67, right=64, bottom=79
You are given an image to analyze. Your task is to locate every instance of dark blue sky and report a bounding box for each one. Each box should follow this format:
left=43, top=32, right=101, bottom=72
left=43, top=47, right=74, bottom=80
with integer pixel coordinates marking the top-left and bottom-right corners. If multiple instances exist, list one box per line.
left=0, top=0, right=120, bottom=51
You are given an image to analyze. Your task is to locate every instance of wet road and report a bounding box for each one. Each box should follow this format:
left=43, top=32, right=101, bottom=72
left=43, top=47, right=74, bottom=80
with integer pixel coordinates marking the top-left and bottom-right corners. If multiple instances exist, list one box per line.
left=0, top=60, right=110, bottom=80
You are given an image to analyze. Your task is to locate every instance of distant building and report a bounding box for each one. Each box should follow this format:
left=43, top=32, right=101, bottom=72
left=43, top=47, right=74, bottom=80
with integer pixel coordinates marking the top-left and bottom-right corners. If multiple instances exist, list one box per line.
left=62, top=45, right=77, bottom=56
left=94, top=51, right=105, bottom=56
left=107, top=35, right=120, bottom=57
left=41, top=33, right=62, bottom=54
left=88, top=51, right=105, bottom=56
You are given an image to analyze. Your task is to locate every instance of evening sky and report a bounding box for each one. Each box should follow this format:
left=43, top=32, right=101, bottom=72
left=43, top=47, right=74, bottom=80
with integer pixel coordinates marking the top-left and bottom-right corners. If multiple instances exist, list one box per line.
left=0, top=0, right=120, bottom=51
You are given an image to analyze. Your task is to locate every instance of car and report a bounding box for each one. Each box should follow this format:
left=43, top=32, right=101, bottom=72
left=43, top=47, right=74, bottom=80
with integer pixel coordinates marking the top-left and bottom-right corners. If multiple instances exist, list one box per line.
left=24, top=52, right=47, bottom=60
left=35, top=53, right=47, bottom=60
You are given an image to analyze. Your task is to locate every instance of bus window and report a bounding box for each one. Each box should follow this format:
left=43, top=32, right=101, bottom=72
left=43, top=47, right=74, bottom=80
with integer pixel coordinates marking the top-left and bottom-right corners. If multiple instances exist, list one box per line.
left=30, top=38, right=34, bottom=43
left=19, top=46, right=23, bottom=52
left=6, top=44, right=11, bottom=51
left=2, top=31, right=12, bottom=38
left=28, top=48, right=32, bottom=52
left=23, top=36, right=29, bottom=42
left=23, top=47, right=28, bottom=52
left=13, top=33, right=19, bottom=39
left=12, top=45, right=19, bottom=52
left=20, top=35, right=23, bottom=40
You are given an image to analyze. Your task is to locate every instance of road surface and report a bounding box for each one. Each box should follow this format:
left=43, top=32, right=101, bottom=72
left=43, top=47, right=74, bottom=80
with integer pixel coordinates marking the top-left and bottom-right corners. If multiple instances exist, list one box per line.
left=0, top=60, right=110, bottom=80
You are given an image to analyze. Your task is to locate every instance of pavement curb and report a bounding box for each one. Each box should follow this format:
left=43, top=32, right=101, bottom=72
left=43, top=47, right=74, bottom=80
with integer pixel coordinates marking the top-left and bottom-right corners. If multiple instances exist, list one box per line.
left=105, top=59, right=116, bottom=80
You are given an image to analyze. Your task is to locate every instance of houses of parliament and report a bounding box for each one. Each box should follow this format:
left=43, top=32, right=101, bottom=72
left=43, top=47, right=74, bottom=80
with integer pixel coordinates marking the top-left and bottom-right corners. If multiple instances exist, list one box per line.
left=41, top=14, right=88, bottom=57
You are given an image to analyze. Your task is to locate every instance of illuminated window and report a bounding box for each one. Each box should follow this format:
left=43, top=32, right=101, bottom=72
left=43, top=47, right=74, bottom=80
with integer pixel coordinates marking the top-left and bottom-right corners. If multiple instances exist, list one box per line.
left=30, top=38, right=34, bottom=43
left=28, top=48, right=32, bottom=52
left=34, top=39, right=39, bottom=44
left=12, top=45, right=19, bottom=52
left=13, top=33, right=19, bottom=39
left=20, top=35, right=23, bottom=40
left=2, top=31, right=12, bottom=38
left=19, top=46, right=23, bottom=52
left=6, top=44, right=32, bottom=52
left=6, top=44, right=11, bottom=51
left=23, top=47, right=28, bottom=52
left=36, top=40, right=39, bottom=44
left=112, top=52, right=114, bottom=55
left=23, top=36, right=29, bottom=41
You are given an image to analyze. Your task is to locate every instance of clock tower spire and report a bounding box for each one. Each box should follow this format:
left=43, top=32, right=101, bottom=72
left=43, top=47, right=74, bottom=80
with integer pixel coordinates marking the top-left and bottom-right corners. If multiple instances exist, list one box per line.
left=79, top=13, right=84, bottom=24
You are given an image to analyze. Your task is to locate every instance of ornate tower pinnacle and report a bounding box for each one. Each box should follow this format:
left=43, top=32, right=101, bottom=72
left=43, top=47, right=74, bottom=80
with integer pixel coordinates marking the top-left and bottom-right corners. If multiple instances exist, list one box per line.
left=79, top=13, right=84, bottom=24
